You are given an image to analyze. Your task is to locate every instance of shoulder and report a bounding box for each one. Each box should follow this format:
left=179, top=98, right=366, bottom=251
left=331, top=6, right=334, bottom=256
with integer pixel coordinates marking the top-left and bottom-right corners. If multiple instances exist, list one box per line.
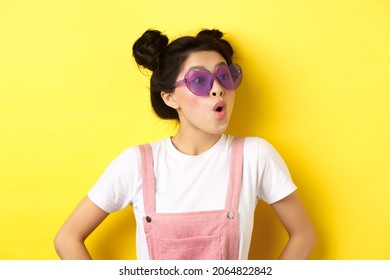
left=239, top=136, right=277, bottom=158
left=243, top=136, right=272, bottom=148
left=109, top=146, right=140, bottom=170
left=117, top=138, right=168, bottom=160
left=149, top=137, right=170, bottom=151
left=101, top=138, right=168, bottom=175
left=239, top=136, right=291, bottom=170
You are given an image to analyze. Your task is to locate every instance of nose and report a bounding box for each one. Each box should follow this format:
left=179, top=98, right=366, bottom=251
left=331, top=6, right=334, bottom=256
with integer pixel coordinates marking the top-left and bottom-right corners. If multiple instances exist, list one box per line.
left=209, top=77, right=225, bottom=97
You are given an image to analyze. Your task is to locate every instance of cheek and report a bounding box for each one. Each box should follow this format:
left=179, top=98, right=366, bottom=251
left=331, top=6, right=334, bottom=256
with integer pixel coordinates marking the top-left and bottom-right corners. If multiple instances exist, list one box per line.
left=230, top=92, right=236, bottom=103
left=179, top=92, right=203, bottom=109
left=227, top=92, right=235, bottom=109
left=183, top=94, right=198, bottom=104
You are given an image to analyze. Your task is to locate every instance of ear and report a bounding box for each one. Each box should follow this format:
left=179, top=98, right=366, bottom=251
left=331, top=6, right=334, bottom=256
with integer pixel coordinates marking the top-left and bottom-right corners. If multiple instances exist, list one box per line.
left=160, top=91, right=179, bottom=109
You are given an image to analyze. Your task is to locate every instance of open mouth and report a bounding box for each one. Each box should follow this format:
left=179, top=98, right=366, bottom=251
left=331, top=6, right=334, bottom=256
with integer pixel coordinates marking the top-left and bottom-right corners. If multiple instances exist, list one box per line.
left=213, top=102, right=226, bottom=113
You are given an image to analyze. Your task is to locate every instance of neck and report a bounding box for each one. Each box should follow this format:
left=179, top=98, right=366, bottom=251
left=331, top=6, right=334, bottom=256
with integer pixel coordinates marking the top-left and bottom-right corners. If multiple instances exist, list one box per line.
left=171, top=129, right=223, bottom=156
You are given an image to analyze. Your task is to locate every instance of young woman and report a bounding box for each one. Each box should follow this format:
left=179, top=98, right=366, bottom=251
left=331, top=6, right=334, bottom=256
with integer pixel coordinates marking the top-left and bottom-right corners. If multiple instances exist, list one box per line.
left=54, top=29, right=315, bottom=260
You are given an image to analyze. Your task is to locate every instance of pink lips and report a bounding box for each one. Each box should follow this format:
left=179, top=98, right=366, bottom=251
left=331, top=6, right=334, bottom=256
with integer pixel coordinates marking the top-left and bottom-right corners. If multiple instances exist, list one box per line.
left=213, top=101, right=226, bottom=119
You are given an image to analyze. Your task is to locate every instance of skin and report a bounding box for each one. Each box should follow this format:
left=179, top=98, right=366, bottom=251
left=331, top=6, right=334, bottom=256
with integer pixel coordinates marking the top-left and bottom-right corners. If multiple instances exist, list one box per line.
left=54, top=50, right=315, bottom=260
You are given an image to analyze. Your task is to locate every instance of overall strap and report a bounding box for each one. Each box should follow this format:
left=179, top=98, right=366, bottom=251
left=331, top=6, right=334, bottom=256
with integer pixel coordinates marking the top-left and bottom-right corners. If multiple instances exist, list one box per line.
left=139, top=144, right=156, bottom=214
left=225, top=137, right=245, bottom=212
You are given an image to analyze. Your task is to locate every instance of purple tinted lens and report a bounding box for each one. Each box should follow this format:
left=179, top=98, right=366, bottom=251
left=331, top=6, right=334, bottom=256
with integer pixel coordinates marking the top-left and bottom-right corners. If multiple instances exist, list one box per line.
left=215, top=64, right=243, bottom=90
left=185, top=69, right=213, bottom=96
left=229, top=64, right=243, bottom=89
left=216, top=66, right=235, bottom=90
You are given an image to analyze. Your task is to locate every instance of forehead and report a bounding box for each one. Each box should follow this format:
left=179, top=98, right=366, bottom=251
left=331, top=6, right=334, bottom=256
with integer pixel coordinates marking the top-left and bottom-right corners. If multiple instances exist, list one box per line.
left=181, top=51, right=227, bottom=72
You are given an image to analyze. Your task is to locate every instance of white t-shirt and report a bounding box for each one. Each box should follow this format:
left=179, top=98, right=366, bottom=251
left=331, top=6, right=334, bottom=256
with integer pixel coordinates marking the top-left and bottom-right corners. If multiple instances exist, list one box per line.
left=88, top=135, right=297, bottom=259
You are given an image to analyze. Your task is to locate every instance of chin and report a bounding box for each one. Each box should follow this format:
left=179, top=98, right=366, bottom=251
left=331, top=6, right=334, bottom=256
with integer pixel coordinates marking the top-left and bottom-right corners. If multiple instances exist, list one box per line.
left=210, top=124, right=229, bottom=135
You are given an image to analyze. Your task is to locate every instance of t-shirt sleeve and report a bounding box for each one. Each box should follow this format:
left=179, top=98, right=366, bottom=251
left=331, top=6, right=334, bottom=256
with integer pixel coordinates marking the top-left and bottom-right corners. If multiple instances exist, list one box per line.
left=256, top=138, right=297, bottom=204
left=87, top=147, right=139, bottom=213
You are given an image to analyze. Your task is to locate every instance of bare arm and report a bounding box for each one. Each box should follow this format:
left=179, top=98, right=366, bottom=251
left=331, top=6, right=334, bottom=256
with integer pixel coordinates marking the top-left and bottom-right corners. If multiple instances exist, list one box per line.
left=271, top=192, right=316, bottom=259
left=54, top=196, right=109, bottom=260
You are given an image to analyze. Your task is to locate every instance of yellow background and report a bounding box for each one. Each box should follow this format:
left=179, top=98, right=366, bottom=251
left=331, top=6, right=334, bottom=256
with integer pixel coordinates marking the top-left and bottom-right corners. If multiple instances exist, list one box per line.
left=1, top=0, right=389, bottom=259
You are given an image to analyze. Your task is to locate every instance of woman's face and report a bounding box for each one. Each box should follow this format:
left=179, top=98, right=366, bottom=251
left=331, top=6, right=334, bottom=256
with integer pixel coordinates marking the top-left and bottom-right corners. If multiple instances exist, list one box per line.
left=168, top=51, right=236, bottom=136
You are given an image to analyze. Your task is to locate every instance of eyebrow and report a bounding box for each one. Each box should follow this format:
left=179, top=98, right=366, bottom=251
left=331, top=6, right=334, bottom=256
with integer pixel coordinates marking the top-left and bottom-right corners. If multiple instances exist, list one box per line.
left=188, top=61, right=227, bottom=71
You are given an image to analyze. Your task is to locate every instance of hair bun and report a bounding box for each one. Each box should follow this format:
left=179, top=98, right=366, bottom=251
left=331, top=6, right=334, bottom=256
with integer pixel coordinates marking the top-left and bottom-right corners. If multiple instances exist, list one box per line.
left=196, top=29, right=233, bottom=59
left=132, top=30, right=169, bottom=71
left=196, top=29, right=224, bottom=40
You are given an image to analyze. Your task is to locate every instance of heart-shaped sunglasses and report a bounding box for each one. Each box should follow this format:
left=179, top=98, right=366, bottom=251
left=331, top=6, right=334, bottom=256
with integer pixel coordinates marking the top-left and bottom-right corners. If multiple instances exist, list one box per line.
left=175, top=64, right=243, bottom=96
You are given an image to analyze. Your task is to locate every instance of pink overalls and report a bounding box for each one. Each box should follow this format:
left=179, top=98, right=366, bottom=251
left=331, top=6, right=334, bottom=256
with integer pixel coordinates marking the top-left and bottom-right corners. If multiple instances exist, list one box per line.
left=139, top=137, right=245, bottom=260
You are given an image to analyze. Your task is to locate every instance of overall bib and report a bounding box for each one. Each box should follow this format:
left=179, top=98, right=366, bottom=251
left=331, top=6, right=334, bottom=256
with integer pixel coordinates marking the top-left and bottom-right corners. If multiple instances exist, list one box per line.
left=139, top=137, right=245, bottom=260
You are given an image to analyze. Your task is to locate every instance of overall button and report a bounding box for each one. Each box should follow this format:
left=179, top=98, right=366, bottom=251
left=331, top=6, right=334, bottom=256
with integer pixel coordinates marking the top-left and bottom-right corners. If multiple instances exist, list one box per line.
left=146, top=216, right=152, bottom=223
left=227, top=211, right=234, bottom=219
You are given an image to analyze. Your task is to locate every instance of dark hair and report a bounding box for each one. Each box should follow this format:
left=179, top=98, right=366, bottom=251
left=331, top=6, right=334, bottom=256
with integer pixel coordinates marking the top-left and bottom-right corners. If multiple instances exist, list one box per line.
left=132, top=29, right=235, bottom=120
